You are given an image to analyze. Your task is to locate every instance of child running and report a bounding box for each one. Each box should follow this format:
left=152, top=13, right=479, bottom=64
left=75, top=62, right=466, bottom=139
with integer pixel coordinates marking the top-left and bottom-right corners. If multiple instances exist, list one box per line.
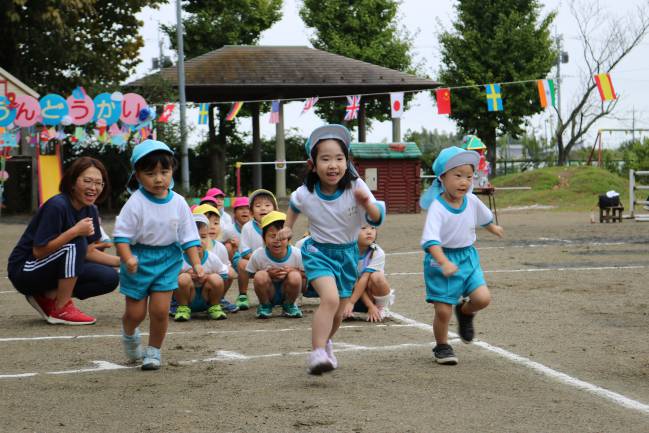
left=174, top=214, right=229, bottom=321
left=114, top=139, right=204, bottom=370
left=246, top=211, right=304, bottom=319
left=236, top=189, right=278, bottom=310
left=279, top=124, right=384, bottom=375
left=343, top=224, right=394, bottom=323
left=420, top=146, right=504, bottom=365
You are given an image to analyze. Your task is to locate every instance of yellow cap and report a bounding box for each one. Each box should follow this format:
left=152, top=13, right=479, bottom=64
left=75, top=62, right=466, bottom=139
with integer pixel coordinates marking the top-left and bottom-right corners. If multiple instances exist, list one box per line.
left=261, top=210, right=286, bottom=229
left=192, top=204, right=220, bottom=217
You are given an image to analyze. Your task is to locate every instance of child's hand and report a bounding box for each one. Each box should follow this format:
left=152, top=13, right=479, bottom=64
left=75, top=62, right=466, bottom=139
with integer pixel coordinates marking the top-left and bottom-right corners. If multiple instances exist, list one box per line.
left=353, top=188, right=370, bottom=207
left=277, top=226, right=292, bottom=241
left=193, top=264, right=205, bottom=281
left=267, top=267, right=286, bottom=281
left=125, top=256, right=138, bottom=274
left=441, top=260, right=458, bottom=277
left=342, top=301, right=354, bottom=319
left=366, top=305, right=382, bottom=323
left=489, top=224, right=505, bottom=238
left=228, top=237, right=239, bottom=249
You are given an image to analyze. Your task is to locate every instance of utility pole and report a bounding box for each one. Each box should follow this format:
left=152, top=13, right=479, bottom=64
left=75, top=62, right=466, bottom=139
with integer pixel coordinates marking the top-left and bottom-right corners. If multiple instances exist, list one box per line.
left=176, top=0, right=189, bottom=193
left=632, top=106, right=636, bottom=143
left=555, top=34, right=563, bottom=119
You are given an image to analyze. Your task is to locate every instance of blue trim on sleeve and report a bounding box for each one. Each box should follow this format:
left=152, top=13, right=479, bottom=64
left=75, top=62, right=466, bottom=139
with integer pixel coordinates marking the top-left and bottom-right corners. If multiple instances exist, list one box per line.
left=362, top=268, right=378, bottom=274
left=289, top=200, right=301, bottom=214
left=181, top=240, right=201, bottom=250
left=365, top=201, right=385, bottom=227
left=113, top=237, right=131, bottom=244
left=480, top=219, right=494, bottom=228
left=240, top=249, right=252, bottom=258
left=422, top=240, right=441, bottom=251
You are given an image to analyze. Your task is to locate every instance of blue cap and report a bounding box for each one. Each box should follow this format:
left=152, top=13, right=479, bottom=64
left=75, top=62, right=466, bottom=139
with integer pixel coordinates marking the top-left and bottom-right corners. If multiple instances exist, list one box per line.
left=130, top=139, right=173, bottom=168
left=420, top=146, right=479, bottom=210
left=305, top=124, right=352, bottom=160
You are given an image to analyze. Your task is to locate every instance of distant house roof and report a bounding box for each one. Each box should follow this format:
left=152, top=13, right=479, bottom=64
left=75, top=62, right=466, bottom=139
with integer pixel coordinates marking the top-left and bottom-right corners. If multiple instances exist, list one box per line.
left=128, top=45, right=439, bottom=103
left=0, top=67, right=39, bottom=99
left=350, top=142, right=422, bottom=159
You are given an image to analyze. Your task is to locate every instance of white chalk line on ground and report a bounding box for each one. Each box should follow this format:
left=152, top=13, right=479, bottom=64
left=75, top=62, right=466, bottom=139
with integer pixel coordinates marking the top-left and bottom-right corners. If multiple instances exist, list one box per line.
left=386, top=265, right=646, bottom=277
left=389, top=312, right=649, bottom=416
left=0, top=323, right=417, bottom=343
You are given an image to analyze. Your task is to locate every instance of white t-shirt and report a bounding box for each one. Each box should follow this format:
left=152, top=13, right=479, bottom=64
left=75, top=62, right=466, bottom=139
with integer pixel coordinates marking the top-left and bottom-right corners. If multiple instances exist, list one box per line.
left=289, top=179, right=384, bottom=244
left=181, top=250, right=228, bottom=287
left=420, top=193, right=493, bottom=250
left=357, top=244, right=386, bottom=273
left=238, top=219, right=264, bottom=257
left=245, top=245, right=303, bottom=275
left=113, top=188, right=199, bottom=248
left=210, top=239, right=231, bottom=266
left=294, top=235, right=311, bottom=251
left=219, top=210, right=234, bottom=233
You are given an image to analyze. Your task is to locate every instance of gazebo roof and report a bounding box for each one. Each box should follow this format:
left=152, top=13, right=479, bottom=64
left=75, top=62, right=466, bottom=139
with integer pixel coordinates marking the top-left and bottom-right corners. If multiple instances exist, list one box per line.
left=128, top=45, right=439, bottom=103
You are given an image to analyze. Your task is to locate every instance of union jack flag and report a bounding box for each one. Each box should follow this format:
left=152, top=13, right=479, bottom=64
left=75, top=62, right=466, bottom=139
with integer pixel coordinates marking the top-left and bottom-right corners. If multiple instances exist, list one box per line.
left=344, top=95, right=361, bottom=121
left=301, top=97, right=318, bottom=115
left=269, top=100, right=280, bottom=124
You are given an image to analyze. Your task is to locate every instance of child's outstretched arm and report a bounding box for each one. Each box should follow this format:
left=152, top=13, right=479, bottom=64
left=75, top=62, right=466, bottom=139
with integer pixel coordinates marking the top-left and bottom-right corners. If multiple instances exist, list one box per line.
left=278, top=208, right=298, bottom=241
left=184, top=246, right=205, bottom=280
left=484, top=223, right=504, bottom=238
left=428, top=245, right=458, bottom=277
left=353, top=189, right=381, bottom=223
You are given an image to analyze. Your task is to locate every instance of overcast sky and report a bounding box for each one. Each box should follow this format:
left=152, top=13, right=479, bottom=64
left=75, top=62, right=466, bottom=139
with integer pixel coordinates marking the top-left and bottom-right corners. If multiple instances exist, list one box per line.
left=132, top=0, right=649, bottom=148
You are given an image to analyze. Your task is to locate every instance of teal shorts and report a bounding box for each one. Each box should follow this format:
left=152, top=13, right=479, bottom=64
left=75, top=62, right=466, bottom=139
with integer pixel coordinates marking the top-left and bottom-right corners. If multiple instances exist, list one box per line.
left=301, top=238, right=359, bottom=299
left=120, top=243, right=182, bottom=301
left=189, top=273, right=228, bottom=312
left=423, top=245, right=485, bottom=305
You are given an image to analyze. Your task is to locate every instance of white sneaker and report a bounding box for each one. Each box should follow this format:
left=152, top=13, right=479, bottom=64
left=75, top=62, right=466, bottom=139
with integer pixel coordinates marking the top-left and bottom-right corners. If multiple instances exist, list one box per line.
left=377, top=305, right=392, bottom=320
left=307, top=348, right=334, bottom=375
left=325, top=339, right=337, bottom=369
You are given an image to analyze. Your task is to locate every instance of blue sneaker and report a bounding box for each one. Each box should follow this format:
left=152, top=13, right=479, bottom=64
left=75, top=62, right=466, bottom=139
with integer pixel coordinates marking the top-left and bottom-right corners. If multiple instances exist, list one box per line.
left=169, top=296, right=178, bottom=316
left=142, top=346, right=161, bottom=370
left=256, top=303, right=273, bottom=319
left=121, top=327, right=143, bottom=363
left=281, top=303, right=303, bottom=318
left=220, top=298, right=239, bottom=313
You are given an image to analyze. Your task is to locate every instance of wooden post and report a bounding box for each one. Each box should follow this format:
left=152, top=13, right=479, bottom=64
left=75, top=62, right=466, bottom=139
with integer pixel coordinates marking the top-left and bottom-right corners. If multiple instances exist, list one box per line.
left=275, top=101, right=286, bottom=199
left=358, top=99, right=366, bottom=142
left=392, top=117, right=401, bottom=142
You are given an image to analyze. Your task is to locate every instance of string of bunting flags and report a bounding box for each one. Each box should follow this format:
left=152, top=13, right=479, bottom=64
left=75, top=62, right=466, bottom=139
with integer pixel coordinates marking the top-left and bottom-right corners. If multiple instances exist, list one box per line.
left=0, top=73, right=618, bottom=149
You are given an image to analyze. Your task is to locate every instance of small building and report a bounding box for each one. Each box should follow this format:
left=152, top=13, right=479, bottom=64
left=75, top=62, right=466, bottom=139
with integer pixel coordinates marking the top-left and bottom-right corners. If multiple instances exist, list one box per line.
left=350, top=142, right=422, bottom=214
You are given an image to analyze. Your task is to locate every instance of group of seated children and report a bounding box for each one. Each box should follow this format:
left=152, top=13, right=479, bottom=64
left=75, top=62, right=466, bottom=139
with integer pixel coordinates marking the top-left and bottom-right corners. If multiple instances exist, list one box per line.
left=174, top=187, right=394, bottom=323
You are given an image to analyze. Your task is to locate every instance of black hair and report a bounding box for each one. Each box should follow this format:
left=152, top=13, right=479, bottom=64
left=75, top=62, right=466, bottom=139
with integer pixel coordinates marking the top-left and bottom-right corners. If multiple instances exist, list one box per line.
left=195, top=220, right=208, bottom=231
left=262, top=219, right=285, bottom=240
left=304, top=139, right=358, bottom=193
left=127, top=150, right=177, bottom=192
left=251, top=193, right=277, bottom=210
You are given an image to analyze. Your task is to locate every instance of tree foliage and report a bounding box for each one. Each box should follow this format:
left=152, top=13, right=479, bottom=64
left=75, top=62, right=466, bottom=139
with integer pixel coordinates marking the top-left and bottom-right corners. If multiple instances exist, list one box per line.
left=0, top=0, right=164, bottom=94
left=438, top=0, right=556, bottom=172
left=300, top=0, right=416, bottom=126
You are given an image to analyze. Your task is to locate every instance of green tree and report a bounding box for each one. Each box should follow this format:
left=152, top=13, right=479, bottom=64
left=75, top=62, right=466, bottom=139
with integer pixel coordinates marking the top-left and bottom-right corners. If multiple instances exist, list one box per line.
left=162, top=0, right=283, bottom=189
left=438, top=0, right=556, bottom=173
left=1, top=0, right=164, bottom=94
left=300, top=0, right=416, bottom=130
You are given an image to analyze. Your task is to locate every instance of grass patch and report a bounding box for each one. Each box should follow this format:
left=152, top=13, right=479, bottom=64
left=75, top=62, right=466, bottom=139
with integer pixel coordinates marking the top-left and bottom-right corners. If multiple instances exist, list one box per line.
left=490, top=166, right=628, bottom=211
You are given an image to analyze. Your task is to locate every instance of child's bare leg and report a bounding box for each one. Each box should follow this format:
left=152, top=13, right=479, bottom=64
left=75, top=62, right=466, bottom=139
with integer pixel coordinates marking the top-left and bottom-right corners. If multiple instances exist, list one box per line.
left=283, top=271, right=302, bottom=303
left=253, top=271, right=273, bottom=304
left=310, top=276, right=339, bottom=349
left=328, top=300, right=347, bottom=340
left=123, top=297, right=147, bottom=335
left=463, top=285, right=491, bottom=314
left=148, top=291, right=173, bottom=348
left=203, top=274, right=225, bottom=305
left=433, top=302, right=453, bottom=344
left=366, top=271, right=390, bottom=298
left=176, top=274, right=194, bottom=306
left=237, top=258, right=249, bottom=295
left=223, top=266, right=236, bottom=295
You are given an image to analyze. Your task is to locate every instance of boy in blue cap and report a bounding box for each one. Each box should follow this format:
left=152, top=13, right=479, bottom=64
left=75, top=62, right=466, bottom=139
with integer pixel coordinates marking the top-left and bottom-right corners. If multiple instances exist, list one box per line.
left=114, top=139, right=204, bottom=370
left=420, top=146, right=504, bottom=365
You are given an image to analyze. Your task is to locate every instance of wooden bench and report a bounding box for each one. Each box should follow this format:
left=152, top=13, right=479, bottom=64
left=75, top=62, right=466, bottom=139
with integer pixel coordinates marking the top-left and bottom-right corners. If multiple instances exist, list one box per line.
left=599, top=205, right=624, bottom=223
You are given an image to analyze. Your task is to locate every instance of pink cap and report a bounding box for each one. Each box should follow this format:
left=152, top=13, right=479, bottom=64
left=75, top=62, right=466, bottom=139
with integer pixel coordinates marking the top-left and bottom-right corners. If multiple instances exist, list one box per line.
left=232, top=197, right=250, bottom=209
left=200, top=196, right=218, bottom=205
left=205, top=187, right=225, bottom=197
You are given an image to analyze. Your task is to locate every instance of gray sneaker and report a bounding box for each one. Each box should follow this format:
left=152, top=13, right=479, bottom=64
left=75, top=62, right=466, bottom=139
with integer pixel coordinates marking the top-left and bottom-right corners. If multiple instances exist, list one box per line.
left=432, top=344, right=458, bottom=365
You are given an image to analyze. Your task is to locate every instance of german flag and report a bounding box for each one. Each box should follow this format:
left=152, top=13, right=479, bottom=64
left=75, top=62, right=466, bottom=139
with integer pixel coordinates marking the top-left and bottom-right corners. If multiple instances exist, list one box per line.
left=594, top=73, right=617, bottom=101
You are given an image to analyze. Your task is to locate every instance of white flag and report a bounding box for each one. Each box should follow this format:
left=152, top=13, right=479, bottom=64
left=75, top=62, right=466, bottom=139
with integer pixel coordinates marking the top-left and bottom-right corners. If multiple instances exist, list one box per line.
left=390, top=92, right=404, bottom=118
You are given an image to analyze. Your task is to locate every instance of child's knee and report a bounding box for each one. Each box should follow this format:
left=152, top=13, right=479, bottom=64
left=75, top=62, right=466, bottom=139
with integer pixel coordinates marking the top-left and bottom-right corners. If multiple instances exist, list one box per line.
left=253, top=271, right=271, bottom=287
left=368, top=272, right=390, bottom=295
left=205, top=274, right=224, bottom=290
left=178, top=273, right=192, bottom=288
left=319, top=292, right=339, bottom=309
left=237, top=259, right=248, bottom=273
left=434, top=302, right=453, bottom=321
left=286, top=271, right=302, bottom=288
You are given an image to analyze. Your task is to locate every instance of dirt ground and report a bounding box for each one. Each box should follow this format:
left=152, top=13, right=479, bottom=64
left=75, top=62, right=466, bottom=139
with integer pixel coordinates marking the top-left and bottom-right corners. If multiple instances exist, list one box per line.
left=1, top=208, right=649, bottom=432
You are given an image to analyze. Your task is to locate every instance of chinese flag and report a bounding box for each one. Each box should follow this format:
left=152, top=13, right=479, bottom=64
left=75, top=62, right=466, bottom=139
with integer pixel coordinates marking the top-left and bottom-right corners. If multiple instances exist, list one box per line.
left=436, top=88, right=451, bottom=115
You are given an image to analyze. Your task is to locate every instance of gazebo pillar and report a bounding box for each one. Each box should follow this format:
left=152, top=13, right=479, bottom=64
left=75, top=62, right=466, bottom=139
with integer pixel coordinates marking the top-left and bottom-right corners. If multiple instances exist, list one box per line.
left=275, top=101, right=286, bottom=199
left=251, top=102, right=262, bottom=190
left=358, top=100, right=366, bottom=142
left=392, top=118, right=401, bottom=142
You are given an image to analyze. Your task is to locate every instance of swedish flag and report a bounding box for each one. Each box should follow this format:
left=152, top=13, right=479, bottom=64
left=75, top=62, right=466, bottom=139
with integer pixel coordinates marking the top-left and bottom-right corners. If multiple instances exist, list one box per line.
left=198, top=103, right=209, bottom=125
left=485, top=84, right=503, bottom=112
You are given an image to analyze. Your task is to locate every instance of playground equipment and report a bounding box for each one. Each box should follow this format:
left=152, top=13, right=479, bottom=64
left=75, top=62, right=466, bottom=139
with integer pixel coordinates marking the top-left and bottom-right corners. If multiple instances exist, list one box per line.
left=587, top=128, right=649, bottom=167
left=628, top=169, right=649, bottom=221
left=36, top=142, right=62, bottom=206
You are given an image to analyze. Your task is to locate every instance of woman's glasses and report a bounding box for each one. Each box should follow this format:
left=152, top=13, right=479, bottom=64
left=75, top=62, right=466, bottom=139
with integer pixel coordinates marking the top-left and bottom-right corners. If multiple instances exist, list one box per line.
left=80, top=178, right=105, bottom=188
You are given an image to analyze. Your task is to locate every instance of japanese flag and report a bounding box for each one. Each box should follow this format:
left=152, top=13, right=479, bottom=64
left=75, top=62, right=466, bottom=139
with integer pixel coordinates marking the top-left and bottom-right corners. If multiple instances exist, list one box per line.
left=390, top=92, right=404, bottom=118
